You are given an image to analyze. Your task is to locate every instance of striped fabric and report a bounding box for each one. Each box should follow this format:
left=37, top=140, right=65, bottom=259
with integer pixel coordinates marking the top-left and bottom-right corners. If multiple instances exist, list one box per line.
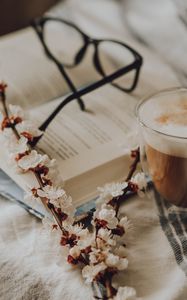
left=155, top=191, right=187, bottom=276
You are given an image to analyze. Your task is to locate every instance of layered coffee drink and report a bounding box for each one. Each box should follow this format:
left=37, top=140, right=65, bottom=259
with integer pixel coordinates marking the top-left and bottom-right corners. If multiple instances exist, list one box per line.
left=137, top=89, right=187, bottom=207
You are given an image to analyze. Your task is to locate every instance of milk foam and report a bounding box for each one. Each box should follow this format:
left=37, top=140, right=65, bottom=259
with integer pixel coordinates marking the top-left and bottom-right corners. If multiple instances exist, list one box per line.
left=138, top=93, right=187, bottom=158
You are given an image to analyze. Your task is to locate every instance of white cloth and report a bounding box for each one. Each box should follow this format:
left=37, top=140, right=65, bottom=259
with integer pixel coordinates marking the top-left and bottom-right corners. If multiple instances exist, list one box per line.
left=0, top=0, right=187, bottom=299
left=122, top=0, right=187, bottom=85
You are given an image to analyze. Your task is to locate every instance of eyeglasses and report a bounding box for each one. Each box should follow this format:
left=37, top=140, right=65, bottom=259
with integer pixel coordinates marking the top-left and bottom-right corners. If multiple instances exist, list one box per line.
left=31, top=16, right=143, bottom=144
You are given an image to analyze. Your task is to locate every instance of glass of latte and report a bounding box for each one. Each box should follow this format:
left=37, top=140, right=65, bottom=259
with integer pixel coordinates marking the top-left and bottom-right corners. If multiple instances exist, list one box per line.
left=137, top=88, right=187, bottom=207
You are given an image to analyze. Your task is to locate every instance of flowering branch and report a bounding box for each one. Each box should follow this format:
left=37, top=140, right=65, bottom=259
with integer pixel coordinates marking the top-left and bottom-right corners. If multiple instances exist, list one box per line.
left=0, top=83, right=145, bottom=300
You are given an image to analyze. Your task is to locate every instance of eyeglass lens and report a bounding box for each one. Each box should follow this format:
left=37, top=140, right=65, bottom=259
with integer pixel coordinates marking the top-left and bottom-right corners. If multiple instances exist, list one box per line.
left=43, top=20, right=137, bottom=90
left=44, top=20, right=85, bottom=66
left=97, top=41, right=137, bottom=90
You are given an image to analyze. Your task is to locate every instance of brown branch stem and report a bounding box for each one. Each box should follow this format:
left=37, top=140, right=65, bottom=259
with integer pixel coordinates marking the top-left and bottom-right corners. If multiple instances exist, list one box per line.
left=0, top=91, right=66, bottom=234
left=125, top=149, right=140, bottom=182
left=105, top=276, right=116, bottom=299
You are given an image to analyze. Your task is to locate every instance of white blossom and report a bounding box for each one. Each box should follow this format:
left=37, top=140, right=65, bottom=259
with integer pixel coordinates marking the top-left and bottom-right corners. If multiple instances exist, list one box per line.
left=131, top=172, right=147, bottom=191
left=17, top=150, right=48, bottom=170
left=89, top=248, right=99, bottom=265
left=105, top=253, right=128, bottom=270
left=58, top=195, right=75, bottom=216
left=117, top=257, right=128, bottom=270
left=88, top=246, right=128, bottom=272
left=113, top=286, right=138, bottom=300
left=37, top=185, right=65, bottom=200
left=45, top=158, right=64, bottom=186
left=77, top=232, right=94, bottom=250
left=96, top=204, right=118, bottom=229
left=46, top=158, right=57, bottom=169
left=23, top=190, right=38, bottom=207
left=9, top=104, right=26, bottom=119
left=8, top=136, right=28, bottom=155
left=69, top=245, right=81, bottom=259
left=16, top=120, right=42, bottom=137
left=58, top=195, right=73, bottom=214
left=114, top=246, right=127, bottom=258
left=60, top=199, right=75, bottom=225
left=119, top=216, right=131, bottom=233
left=40, top=156, right=63, bottom=186
left=65, top=224, right=89, bottom=239
left=89, top=248, right=109, bottom=265
left=105, top=253, right=119, bottom=267
left=97, top=228, right=116, bottom=248
left=1, top=127, right=15, bottom=140
left=37, top=187, right=75, bottom=221
left=82, top=262, right=107, bottom=283
left=98, top=182, right=128, bottom=202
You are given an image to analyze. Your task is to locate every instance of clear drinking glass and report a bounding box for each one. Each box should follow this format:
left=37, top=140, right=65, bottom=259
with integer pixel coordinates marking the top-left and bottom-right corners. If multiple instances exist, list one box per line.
left=136, top=88, right=187, bottom=207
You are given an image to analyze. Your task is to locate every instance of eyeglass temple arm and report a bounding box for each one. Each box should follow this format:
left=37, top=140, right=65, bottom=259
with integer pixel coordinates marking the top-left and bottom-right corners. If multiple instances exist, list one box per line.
left=56, top=63, right=85, bottom=111
left=31, top=62, right=141, bottom=147
left=41, top=66, right=137, bottom=129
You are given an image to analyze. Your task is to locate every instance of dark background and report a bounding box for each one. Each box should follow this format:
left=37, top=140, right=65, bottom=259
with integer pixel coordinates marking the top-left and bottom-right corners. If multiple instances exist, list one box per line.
left=0, top=0, right=59, bottom=36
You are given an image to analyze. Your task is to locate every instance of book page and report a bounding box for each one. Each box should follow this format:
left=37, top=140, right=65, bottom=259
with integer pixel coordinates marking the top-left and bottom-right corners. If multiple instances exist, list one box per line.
left=32, top=85, right=137, bottom=181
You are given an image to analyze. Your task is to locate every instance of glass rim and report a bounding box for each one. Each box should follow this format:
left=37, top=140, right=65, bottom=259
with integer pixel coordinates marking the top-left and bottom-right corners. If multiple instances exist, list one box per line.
left=136, top=87, right=187, bottom=140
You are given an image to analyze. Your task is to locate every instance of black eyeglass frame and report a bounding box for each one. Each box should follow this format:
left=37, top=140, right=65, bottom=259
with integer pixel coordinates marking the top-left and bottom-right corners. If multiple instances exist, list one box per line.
left=31, top=16, right=143, bottom=145
left=32, top=16, right=142, bottom=91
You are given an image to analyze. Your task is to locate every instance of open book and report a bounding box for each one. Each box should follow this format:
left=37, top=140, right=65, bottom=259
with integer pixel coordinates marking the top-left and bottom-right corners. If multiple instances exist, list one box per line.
left=0, top=27, right=138, bottom=216
left=0, top=84, right=137, bottom=208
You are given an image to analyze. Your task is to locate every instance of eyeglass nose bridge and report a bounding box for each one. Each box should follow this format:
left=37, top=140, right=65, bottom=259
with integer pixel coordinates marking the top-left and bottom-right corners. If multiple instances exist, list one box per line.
left=87, top=37, right=95, bottom=43
left=73, top=36, right=99, bottom=65
left=84, top=34, right=100, bottom=44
